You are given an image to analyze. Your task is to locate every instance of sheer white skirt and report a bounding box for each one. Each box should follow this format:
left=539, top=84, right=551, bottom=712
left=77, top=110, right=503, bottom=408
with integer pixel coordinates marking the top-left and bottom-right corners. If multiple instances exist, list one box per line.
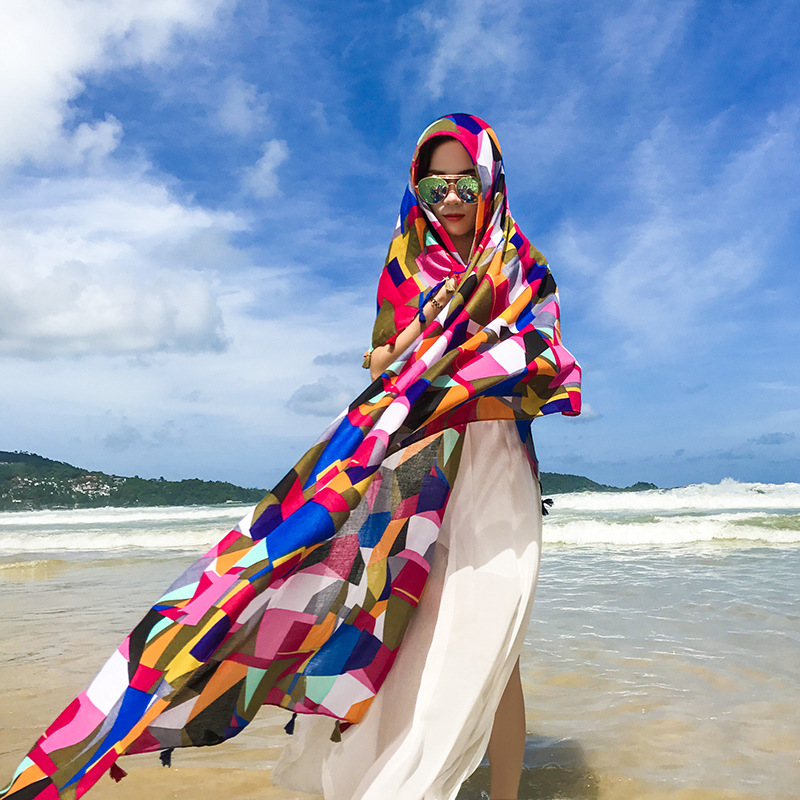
left=272, top=420, right=542, bottom=800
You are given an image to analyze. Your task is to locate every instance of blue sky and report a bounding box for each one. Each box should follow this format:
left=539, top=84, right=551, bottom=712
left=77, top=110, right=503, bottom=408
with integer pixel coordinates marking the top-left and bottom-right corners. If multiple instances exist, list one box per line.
left=1, top=0, right=798, bottom=489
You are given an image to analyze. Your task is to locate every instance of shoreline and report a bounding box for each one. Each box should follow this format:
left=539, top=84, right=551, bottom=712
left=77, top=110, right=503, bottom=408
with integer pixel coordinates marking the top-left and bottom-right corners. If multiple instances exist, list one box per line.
left=2, top=519, right=798, bottom=799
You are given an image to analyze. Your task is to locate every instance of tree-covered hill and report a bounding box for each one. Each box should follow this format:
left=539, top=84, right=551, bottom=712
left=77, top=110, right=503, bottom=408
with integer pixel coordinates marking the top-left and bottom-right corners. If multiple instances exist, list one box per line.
left=539, top=472, right=658, bottom=494
left=0, top=450, right=657, bottom=512
left=0, top=451, right=266, bottom=511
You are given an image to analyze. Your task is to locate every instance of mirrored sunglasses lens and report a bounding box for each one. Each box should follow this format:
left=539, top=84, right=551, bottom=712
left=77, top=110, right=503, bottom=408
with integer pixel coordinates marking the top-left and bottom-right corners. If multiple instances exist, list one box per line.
left=456, top=177, right=480, bottom=203
left=418, top=177, right=447, bottom=204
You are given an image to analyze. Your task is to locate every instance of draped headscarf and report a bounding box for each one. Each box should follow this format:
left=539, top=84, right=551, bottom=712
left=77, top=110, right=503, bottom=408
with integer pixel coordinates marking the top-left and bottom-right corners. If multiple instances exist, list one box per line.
left=1, top=114, right=580, bottom=800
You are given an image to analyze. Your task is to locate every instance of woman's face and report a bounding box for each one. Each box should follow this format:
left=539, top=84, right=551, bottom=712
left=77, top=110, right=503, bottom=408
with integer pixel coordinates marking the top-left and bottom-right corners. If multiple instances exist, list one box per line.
left=423, top=138, right=478, bottom=251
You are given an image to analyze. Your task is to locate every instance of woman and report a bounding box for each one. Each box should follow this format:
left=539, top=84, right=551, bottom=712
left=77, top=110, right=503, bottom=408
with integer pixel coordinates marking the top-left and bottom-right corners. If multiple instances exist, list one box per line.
left=0, top=114, right=579, bottom=800
left=275, top=114, right=578, bottom=799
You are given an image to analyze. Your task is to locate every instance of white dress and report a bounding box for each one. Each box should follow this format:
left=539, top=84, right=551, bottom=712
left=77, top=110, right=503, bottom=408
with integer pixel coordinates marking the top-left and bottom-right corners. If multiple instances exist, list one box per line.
left=272, top=420, right=542, bottom=800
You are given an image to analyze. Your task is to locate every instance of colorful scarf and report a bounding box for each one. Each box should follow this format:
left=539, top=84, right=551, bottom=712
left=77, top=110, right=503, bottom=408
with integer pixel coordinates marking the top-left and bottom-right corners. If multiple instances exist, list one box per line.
left=1, top=114, right=580, bottom=800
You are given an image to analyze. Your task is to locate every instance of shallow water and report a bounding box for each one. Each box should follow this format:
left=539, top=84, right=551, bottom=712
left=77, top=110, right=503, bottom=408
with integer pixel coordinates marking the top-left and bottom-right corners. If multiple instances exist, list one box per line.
left=525, top=545, right=800, bottom=798
left=1, top=486, right=799, bottom=799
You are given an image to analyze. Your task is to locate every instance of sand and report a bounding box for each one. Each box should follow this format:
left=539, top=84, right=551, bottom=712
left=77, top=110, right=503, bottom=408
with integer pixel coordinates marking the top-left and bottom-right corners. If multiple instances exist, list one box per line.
left=3, top=543, right=799, bottom=799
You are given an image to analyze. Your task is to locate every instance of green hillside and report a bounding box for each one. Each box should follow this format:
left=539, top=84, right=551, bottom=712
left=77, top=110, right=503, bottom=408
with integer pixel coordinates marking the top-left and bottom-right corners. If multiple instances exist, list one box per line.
left=0, top=450, right=657, bottom=512
left=540, top=472, right=657, bottom=494
left=0, top=451, right=265, bottom=511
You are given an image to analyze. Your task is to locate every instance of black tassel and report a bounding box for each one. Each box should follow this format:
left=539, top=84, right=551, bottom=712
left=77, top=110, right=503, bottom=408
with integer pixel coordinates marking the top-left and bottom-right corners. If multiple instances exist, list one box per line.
left=330, top=720, right=342, bottom=742
left=284, top=712, right=297, bottom=735
left=159, top=748, right=173, bottom=768
left=541, top=497, right=554, bottom=516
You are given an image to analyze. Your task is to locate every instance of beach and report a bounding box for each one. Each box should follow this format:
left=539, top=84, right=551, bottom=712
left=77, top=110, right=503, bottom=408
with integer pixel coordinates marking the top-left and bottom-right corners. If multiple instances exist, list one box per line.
left=1, top=482, right=799, bottom=799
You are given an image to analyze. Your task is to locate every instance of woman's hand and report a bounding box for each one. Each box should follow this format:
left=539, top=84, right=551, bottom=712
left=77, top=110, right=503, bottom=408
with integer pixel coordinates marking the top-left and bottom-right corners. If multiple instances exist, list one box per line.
left=369, top=283, right=455, bottom=381
left=369, top=342, right=396, bottom=381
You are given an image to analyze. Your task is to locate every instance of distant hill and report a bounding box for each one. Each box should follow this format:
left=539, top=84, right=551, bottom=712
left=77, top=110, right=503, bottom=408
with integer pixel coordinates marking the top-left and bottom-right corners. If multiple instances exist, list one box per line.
left=0, top=451, right=265, bottom=511
left=0, top=451, right=657, bottom=512
left=540, top=472, right=658, bottom=494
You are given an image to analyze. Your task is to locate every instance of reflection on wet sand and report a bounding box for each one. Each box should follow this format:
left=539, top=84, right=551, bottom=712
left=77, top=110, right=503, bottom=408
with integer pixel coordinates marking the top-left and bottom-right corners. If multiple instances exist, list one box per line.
left=457, top=736, right=599, bottom=799
left=0, top=558, right=71, bottom=582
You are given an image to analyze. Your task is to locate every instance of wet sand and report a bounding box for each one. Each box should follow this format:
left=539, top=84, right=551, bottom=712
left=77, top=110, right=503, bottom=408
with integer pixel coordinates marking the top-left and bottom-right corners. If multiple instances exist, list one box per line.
left=2, top=547, right=799, bottom=799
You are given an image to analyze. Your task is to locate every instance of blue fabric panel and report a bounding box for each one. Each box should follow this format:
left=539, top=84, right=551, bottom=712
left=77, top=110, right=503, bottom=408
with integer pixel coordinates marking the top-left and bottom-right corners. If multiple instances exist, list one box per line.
left=346, top=464, right=374, bottom=485
left=66, top=687, right=153, bottom=786
left=250, top=502, right=285, bottom=541
left=358, top=511, right=392, bottom=548
left=540, top=396, right=574, bottom=415
left=343, top=630, right=382, bottom=672
left=386, top=256, right=405, bottom=287
left=398, top=189, right=416, bottom=234
left=515, top=419, right=532, bottom=443
left=516, top=305, right=535, bottom=330
left=483, top=374, right=520, bottom=397
left=223, top=709, right=249, bottom=739
left=304, top=623, right=361, bottom=675
left=378, top=562, right=392, bottom=601
left=304, top=418, right=364, bottom=490
left=449, top=113, right=483, bottom=134
left=416, top=469, right=449, bottom=513
left=268, top=502, right=336, bottom=562
left=405, top=377, right=430, bottom=406
left=191, top=616, right=232, bottom=662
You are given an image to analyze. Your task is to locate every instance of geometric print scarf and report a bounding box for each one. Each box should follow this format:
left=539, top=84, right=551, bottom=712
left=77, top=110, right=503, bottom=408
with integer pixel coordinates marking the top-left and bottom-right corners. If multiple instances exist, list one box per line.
left=1, top=114, right=580, bottom=799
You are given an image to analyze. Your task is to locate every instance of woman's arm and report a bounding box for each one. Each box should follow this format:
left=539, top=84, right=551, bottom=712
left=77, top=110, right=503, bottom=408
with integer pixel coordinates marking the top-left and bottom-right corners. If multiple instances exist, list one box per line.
left=369, top=283, right=455, bottom=381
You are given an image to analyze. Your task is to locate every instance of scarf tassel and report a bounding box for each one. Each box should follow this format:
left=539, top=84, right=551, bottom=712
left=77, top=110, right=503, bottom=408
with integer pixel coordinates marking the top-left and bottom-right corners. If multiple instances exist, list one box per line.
left=284, top=712, right=297, bottom=735
left=159, top=748, right=174, bottom=767
left=108, top=762, right=127, bottom=783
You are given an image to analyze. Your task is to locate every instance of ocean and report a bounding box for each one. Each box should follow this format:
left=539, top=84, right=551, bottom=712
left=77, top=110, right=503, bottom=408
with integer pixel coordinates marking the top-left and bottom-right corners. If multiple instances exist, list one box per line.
left=1, top=480, right=798, bottom=799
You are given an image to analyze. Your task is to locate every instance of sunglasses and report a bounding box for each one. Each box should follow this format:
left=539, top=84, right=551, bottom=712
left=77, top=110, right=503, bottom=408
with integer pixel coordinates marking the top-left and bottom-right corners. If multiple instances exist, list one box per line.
left=417, top=174, right=480, bottom=205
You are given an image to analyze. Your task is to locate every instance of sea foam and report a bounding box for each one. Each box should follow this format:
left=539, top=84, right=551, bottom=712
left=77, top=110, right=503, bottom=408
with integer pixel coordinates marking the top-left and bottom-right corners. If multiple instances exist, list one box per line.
left=0, top=481, right=798, bottom=555
left=0, top=504, right=250, bottom=556
left=543, top=479, right=800, bottom=546
left=549, top=478, right=800, bottom=513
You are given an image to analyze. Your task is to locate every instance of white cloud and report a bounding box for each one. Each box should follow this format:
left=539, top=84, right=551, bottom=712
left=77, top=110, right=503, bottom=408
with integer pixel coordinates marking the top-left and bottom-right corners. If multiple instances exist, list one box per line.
left=64, top=116, right=124, bottom=167
left=104, top=416, right=186, bottom=452
left=406, top=0, right=524, bottom=100
left=313, top=350, right=367, bottom=366
left=600, top=0, right=692, bottom=76
left=0, top=262, right=376, bottom=482
left=0, top=1, right=251, bottom=361
left=553, top=105, right=800, bottom=359
left=216, top=78, right=268, bottom=137
left=243, top=139, right=290, bottom=198
left=750, top=432, right=796, bottom=447
left=571, top=402, right=602, bottom=421
left=104, top=418, right=145, bottom=452
left=495, top=91, right=584, bottom=191
left=0, top=0, right=225, bottom=167
left=287, top=375, right=358, bottom=418
left=0, top=173, right=246, bottom=358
